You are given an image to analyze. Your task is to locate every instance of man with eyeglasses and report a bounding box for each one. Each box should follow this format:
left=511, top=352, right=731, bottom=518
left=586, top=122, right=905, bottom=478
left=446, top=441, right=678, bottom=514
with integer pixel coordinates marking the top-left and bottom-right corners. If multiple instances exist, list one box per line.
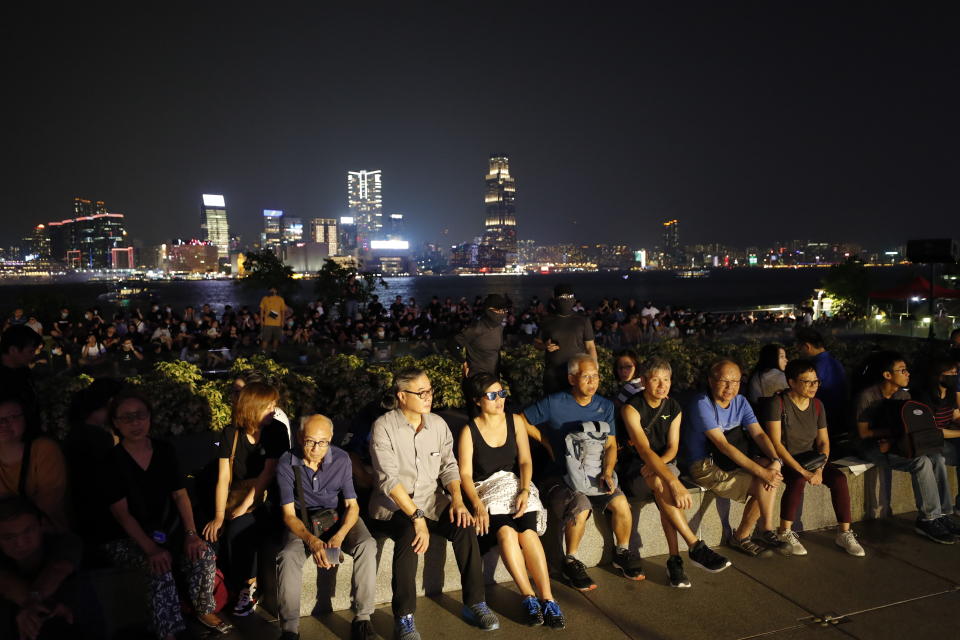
left=854, top=352, right=960, bottom=544
left=370, top=367, right=498, bottom=640
left=535, top=284, right=597, bottom=394
left=684, top=360, right=786, bottom=558
left=275, top=414, right=379, bottom=640
left=523, top=354, right=643, bottom=590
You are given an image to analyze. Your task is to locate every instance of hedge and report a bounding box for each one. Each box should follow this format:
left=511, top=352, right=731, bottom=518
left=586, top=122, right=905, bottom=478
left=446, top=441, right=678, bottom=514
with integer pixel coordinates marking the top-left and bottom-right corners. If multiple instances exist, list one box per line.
left=36, top=335, right=930, bottom=440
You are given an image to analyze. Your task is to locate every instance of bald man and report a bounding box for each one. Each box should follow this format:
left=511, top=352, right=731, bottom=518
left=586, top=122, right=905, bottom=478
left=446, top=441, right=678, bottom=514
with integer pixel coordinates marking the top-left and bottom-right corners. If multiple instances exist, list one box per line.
left=275, top=415, right=378, bottom=640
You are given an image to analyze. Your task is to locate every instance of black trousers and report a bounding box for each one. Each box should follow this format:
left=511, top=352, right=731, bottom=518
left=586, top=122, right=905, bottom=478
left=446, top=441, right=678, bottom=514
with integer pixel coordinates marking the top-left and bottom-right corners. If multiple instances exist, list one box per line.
left=379, top=506, right=485, bottom=617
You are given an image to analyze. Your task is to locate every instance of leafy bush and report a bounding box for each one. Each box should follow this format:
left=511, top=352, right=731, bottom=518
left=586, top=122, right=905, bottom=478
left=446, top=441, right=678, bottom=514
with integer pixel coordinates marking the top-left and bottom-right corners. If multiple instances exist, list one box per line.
left=128, top=360, right=230, bottom=436
left=230, top=355, right=318, bottom=425
left=37, top=374, right=94, bottom=440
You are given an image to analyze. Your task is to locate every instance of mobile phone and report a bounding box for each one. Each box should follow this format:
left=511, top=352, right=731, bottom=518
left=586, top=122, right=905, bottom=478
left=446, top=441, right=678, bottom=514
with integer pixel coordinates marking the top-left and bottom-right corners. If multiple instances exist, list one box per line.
left=325, top=547, right=341, bottom=565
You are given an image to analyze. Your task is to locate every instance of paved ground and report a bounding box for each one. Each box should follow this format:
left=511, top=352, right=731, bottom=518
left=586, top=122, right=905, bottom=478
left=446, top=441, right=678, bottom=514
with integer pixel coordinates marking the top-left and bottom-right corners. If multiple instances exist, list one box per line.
left=212, top=513, right=960, bottom=640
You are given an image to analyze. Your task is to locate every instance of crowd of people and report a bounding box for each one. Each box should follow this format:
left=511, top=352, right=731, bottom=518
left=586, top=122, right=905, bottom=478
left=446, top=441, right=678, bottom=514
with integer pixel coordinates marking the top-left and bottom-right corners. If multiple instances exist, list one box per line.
left=2, top=283, right=960, bottom=640
left=2, top=284, right=849, bottom=379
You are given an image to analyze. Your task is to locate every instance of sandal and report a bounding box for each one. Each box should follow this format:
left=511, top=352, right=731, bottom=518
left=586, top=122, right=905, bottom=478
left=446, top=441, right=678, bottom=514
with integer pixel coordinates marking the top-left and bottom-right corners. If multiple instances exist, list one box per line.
left=197, top=614, right=233, bottom=634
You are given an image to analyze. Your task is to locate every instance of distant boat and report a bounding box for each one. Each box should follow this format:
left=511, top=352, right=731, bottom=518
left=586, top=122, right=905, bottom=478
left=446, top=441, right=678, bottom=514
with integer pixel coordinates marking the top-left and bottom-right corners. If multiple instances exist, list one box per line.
left=98, top=280, right=159, bottom=303
left=674, top=269, right=711, bottom=279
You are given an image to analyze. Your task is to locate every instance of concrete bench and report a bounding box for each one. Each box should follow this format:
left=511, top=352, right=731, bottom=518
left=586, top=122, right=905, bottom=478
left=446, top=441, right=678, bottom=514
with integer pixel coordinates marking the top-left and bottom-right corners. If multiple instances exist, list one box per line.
left=256, top=458, right=956, bottom=617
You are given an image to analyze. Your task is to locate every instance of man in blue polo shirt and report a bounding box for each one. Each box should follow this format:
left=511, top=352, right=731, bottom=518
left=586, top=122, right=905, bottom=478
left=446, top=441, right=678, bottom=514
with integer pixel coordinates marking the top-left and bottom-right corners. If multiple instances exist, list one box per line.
left=276, top=414, right=378, bottom=640
left=684, top=359, right=785, bottom=558
left=523, top=353, right=643, bottom=591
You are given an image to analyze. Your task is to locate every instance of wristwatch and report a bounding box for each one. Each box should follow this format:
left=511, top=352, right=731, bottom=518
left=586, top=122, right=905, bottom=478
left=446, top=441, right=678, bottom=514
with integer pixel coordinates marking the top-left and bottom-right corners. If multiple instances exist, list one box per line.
left=408, top=508, right=425, bottom=521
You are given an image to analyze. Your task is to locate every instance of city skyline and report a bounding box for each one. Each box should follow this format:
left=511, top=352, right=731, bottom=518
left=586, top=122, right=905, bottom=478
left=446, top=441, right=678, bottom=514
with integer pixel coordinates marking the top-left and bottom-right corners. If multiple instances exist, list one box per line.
left=1, top=4, right=956, bottom=250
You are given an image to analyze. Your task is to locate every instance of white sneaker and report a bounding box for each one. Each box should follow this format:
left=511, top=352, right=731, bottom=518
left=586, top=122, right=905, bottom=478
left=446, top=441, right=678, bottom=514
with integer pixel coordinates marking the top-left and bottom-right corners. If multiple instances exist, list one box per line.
left=778, top=530, right=808, bottom=556
left=836, top=529, right=865, bottom=557
left=233, top=586, right=256, bottom=616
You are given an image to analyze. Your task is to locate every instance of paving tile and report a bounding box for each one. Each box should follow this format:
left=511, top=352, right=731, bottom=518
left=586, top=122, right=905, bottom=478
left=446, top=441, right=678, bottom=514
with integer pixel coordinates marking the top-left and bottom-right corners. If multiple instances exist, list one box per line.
left=721, top=527, right=954, bottom=617
left=830, top=588, right=960, bottom=640
left=854, top=514, right=960, bottom=584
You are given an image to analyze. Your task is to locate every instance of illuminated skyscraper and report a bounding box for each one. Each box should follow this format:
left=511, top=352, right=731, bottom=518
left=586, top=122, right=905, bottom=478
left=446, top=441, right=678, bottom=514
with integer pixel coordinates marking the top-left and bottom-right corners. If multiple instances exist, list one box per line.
left=662, top=219, right=681, bottom=267
left=347, top=169, right=383, bottom=248
left=309, top=218, right=338, bottom=255
left=480, top=155, right=517, bottom=270
left=200, top=194, right=230, bottom=259
left=262, top=210, right=284, bottom=251
left=46, top=198, right=128, bottom=268
left=338, top=216, right=357, bottom=254
left=282, top=217, right=304, bottom=244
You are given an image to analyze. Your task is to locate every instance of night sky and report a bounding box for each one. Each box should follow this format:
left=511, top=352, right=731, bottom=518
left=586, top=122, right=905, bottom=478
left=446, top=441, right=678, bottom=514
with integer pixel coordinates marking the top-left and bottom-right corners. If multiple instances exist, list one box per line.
left=2, top=2, right=957, bottom=250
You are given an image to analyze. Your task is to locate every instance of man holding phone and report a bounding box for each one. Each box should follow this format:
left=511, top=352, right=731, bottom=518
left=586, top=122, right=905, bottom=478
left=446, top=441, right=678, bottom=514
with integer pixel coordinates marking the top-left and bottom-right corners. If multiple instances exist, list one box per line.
left=276, top=415, right=378, bottom=640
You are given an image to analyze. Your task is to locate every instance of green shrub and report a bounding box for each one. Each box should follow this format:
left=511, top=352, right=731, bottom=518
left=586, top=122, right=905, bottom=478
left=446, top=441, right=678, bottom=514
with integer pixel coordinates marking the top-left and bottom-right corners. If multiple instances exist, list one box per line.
left=230, top=355, right=318, bottom=425
left=37, top=374, right=94, bottom=440
left=129, top=360, right=230, bottom=436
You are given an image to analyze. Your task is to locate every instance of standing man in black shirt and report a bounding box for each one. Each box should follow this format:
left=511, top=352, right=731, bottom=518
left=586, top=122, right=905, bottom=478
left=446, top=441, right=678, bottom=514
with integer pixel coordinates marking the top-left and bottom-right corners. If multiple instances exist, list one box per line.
left=535, top=284, right=597, bottom=394
left=0, top=326, right=42, bottom=429
left=454, top=294, right=508, bottom=379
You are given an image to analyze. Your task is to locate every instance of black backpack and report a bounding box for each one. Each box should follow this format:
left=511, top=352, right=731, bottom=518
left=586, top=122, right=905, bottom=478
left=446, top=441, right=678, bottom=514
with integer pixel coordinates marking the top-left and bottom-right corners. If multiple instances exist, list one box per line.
left=876, top=399, right=944, bottom=458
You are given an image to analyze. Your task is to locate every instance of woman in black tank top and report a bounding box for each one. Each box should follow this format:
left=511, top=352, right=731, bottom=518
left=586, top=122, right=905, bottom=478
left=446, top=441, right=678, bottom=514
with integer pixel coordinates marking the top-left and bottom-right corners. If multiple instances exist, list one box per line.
left=457, top=374, right=566, bottom=629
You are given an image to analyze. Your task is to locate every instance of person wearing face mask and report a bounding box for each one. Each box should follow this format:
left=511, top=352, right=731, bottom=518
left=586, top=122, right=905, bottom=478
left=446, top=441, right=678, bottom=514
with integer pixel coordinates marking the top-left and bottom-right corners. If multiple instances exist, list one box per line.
left=535, top=285, right=597, bottom=395
left=912, top=358, right=960, bottom=518
left=454, top=293, right=508, bottom=380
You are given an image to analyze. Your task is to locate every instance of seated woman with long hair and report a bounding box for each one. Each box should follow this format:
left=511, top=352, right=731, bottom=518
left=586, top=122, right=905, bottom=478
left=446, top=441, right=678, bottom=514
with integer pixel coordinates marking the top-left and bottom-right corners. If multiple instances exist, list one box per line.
left=100, top=389, right=230, bottom=639
left=0, top=394, right=69, bottom=531
left=457, top=373, right=565, bottom=629
left=203, top=381, right=289, bottom=616
left=746, top=343, right=789, bottom=405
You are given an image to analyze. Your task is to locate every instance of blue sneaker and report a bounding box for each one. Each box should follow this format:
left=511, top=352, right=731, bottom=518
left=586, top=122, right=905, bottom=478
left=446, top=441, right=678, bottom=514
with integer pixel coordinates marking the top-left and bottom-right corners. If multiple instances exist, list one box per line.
left=395, top=614, right=420, bottom=640
left=522, top=595, right=543, bottom=626
left=542, top=599, right=566, bottom=630
left=462, top=601, right=500, bottom=631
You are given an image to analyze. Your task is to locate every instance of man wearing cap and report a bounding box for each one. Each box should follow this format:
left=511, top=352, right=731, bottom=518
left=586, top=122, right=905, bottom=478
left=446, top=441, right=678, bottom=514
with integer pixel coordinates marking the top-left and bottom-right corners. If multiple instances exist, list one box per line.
left=536, top=284, right=597, bottom=395
left=454, top=293, right=508, bottom=378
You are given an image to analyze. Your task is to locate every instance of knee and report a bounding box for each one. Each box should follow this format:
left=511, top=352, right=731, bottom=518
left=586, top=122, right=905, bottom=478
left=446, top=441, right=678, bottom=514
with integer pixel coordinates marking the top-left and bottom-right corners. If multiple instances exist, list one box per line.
left=610, top=495, right=632, bottom=517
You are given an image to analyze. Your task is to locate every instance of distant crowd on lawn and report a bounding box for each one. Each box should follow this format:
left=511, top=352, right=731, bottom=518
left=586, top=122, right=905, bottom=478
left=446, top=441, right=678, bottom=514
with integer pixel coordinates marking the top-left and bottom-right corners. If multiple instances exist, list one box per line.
left=2, top=281, right=960, bottom=640
left=3, top=284, right=852, bottom=377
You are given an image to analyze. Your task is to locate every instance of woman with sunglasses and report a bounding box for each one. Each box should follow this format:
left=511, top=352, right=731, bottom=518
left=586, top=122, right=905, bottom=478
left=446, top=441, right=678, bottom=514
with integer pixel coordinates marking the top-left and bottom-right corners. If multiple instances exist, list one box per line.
left=101, top=389, right=230, bottom=638
left=458, top=373, right=564, bottom=629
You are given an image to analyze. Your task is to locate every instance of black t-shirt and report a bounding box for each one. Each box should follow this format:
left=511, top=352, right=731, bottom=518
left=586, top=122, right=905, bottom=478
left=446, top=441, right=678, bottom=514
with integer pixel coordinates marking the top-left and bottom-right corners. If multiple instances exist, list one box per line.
left=759, top=394, right=826, bottom=455
left=623, top=395, right=681, bottom=461
left=454, top=316, right=503, bottom=376
left=912, top=388, right=956, bottom=428
left=538, top=314, right=595, bottom=370
left=218, top=419, right=290, bottom=481
left=102, top=439, right=184, bottom=538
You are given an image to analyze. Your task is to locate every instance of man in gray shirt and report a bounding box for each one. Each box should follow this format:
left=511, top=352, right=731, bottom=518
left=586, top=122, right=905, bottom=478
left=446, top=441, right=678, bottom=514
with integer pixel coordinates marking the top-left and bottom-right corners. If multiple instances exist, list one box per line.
left=370, top=367, right=499, bottom=640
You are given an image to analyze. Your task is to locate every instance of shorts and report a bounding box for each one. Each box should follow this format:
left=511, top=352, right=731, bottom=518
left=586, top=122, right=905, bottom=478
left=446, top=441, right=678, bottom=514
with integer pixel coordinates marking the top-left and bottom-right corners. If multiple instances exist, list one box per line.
left=688, top=458, right=752, bottom=503
left=623, top=461, right=681, bottom=501
left=261, top=325, right=283, bottom=342
left=540, top=476, right=624, bottom=526
left=478, top=512, right=540, bottom=555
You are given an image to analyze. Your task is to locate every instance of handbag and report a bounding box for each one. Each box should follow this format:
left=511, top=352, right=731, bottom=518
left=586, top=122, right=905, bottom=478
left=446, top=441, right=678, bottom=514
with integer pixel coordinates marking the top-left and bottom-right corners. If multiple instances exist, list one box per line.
left=792, top=450, right=827, bottom=472
left=293, top=461, right=339, bottom=537
left=225, top=429, right=267, bottom=514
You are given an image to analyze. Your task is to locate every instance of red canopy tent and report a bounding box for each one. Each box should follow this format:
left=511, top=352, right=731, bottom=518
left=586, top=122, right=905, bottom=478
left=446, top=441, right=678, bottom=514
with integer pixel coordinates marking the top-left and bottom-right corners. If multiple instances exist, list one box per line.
left=869, top=276, right=960, bottom=300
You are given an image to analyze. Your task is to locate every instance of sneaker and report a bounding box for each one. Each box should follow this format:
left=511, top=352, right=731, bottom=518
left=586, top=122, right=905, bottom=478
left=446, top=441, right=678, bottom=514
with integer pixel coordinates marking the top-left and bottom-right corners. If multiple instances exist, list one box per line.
left=395, top=614, right=420, bottom=640
left=611, top=548, right=645, bottom=580
left=688, top=540, right=732, bottom=572
left=278, top=632, right=299, bottom=640
left=778, top=530, right=808, bottom=556
left=233, top=586, right=256, bottom=616
left=666, top=555, right=691, bottom=588
left=938, top=515, right=960, bottom=536
left=561, top=556, right=597, bottom=591
left=757, top=530, right=791, bottom=555
left=728, top=535, right=773, bottom=558
left=915, top=517, right=957, bottom=544
left=462, top=602, right=500, bottom=631
left=835, top=529, right=865, bottom=557
left=542, top=599, right=566, bottom=630
left=351, top=618, right=377, bottom=640
left=521, top=595, right=543, bottom=626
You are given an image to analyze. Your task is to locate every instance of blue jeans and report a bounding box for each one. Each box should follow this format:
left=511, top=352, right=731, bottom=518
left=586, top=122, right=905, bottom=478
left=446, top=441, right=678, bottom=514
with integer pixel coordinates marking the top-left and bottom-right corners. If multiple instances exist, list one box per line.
left=860, top=443, right=953, bottom=521
left=942, top=440, right=960, bottom=512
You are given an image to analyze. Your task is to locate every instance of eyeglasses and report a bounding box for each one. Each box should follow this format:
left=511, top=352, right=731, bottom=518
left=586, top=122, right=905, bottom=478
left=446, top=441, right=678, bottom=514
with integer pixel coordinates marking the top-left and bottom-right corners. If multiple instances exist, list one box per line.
left=796, top=379, right=821, bottom=386
left=303, top=438, right=331, bottom=451
left=115, top=411, right=149, bottom=425
left=716, top=379, right=740, bottom=387
left=400, top=388, right=434, bottom=400
left=0, top=413, right=24, bottom=426
left=576, top=374, right=600, bottom=382
left=483, top=390, right=509, bottom=401
left=892, top=368, right=909, bottom=375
